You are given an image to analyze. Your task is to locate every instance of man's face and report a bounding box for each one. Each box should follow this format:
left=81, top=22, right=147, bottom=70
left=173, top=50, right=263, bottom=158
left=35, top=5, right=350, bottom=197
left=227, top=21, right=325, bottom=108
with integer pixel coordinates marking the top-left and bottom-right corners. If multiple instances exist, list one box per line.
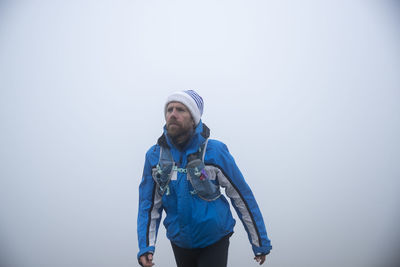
left=165, top=102, right=194, bottom=137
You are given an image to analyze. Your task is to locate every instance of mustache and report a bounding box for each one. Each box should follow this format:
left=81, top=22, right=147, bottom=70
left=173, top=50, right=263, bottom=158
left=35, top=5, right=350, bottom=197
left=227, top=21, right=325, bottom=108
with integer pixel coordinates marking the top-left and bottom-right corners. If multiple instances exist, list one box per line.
left=167, top=120, right=181, bottom=126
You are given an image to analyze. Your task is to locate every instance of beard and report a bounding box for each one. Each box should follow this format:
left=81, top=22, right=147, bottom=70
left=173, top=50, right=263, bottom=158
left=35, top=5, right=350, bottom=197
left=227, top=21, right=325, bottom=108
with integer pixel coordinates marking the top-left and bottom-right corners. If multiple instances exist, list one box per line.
left=167, top=122, right=186, bottom=137
left=166, top=120, right=194, bottom=145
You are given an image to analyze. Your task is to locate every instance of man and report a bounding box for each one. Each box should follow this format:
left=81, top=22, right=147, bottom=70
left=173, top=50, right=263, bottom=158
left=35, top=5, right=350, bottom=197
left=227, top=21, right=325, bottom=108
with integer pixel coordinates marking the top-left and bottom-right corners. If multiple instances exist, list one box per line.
left=137, top=90, right=272, bottom=267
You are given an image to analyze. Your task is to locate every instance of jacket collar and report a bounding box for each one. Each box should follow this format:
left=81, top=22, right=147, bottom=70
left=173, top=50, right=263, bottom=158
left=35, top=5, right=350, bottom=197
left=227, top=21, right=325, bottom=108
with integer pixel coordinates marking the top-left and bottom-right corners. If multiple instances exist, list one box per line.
left=157, top=120, right=210, bottom=150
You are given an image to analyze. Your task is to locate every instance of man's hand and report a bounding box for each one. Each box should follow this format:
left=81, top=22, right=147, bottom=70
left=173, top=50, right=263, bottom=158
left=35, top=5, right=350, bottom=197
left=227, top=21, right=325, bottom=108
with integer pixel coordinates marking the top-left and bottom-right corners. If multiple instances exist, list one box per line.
left=139, top=253, right=154, bottom=267
left=254, top=254, right=266, bottom=265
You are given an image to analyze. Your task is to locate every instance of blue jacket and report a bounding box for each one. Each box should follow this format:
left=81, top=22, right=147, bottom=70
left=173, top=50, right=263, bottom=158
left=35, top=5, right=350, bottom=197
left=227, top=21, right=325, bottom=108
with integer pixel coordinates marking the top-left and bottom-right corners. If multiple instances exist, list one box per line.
left=137, top=121, right=272, bottom=259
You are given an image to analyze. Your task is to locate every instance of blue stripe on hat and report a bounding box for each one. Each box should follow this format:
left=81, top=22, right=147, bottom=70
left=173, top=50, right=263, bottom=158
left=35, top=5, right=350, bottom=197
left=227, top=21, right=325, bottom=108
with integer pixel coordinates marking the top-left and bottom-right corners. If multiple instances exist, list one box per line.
left=184, top=90, right=203, bottom=115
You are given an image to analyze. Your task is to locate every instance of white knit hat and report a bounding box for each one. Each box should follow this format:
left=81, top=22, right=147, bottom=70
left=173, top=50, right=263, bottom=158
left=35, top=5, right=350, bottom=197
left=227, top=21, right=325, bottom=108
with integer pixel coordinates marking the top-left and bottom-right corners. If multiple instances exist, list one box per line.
left=164, top=90, right=204, bottom=126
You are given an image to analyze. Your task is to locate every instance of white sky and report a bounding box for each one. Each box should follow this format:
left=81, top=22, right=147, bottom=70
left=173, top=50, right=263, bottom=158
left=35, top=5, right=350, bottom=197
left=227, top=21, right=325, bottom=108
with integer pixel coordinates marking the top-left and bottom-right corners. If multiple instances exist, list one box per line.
left=0, top=1, right=399, bottom=267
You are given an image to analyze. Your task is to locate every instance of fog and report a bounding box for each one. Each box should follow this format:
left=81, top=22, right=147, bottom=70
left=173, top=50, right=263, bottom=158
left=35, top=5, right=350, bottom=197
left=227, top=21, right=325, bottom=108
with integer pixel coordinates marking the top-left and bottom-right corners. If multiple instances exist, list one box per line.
left=0, top=1, right=399, bottom=267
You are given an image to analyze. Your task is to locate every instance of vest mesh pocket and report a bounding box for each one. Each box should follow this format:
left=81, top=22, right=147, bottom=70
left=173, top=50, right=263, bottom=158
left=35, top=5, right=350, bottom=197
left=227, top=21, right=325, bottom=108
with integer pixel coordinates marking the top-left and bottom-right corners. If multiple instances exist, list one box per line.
left=152, top=161, right=173, bottom=196
left=187, top=159, right=220, bottom=201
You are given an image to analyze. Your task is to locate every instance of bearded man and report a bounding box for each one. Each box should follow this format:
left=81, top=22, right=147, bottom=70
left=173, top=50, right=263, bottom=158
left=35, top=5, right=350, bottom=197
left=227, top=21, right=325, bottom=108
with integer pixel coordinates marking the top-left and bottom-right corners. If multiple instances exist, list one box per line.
left=137, top=90, right=272, bottom=267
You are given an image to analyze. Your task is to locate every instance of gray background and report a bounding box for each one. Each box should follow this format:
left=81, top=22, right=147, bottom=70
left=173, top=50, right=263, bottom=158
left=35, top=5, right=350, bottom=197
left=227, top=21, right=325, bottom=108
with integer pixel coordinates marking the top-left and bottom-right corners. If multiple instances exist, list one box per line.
left=1, top=0, right=399, bottom=267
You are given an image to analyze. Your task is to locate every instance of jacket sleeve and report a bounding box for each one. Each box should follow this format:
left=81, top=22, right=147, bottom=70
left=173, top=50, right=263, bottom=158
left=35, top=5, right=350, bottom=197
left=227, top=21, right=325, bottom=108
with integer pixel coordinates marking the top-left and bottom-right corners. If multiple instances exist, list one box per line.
left=137, top=151, right=163, bottom=259
left=216, top=143, right=272, bottom=256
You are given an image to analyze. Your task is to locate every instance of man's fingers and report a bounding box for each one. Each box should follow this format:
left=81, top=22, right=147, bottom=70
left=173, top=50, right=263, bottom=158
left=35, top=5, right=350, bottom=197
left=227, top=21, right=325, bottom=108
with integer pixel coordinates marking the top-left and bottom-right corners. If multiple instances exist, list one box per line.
left=254, top=255, right=266, bottom=265
left=260, top=255, right=266, bottom=264
left=147, top=254, right=154, bottom=266
left=139, top=254, right=154, bottom=267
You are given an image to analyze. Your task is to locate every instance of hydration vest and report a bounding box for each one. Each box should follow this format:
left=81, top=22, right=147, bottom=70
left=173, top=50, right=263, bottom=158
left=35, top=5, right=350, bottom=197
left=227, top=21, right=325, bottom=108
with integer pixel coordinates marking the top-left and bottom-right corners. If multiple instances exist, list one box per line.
left=152, top=139, right=221, bottom=201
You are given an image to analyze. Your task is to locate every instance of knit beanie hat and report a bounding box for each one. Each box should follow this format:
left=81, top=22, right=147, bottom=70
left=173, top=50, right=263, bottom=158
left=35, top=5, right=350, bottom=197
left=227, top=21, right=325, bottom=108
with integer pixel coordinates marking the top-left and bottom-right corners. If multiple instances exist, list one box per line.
left=165, top=90, right=204, bottom=126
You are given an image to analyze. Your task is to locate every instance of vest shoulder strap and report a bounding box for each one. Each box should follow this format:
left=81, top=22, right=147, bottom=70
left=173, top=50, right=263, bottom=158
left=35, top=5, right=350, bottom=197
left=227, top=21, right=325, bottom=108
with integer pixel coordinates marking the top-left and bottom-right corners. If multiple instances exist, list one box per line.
left=159, top=138, right=209, bottom=168
left=201, top=138, right=209, bottom=162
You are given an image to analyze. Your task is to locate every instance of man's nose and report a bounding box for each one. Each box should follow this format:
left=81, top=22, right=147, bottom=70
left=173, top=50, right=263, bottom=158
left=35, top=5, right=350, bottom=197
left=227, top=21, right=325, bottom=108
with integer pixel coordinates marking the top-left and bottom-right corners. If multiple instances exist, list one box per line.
left=169, top=108, right=178, bottom=118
